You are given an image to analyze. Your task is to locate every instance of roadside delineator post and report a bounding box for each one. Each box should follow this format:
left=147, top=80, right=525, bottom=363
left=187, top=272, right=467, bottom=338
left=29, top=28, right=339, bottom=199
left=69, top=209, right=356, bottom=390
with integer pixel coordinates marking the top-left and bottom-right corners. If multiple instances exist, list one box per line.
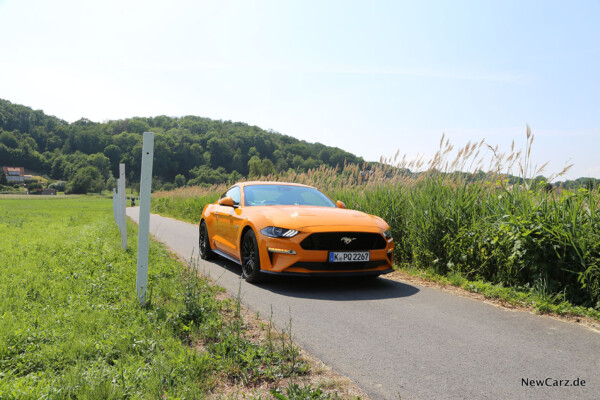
left=136, top=132, right=154, bottom=305
left=112, top=188, right=118, bottom=224
left=119, top=163, right=127, bottom=250
left=115, top=179, right=121, bottom=230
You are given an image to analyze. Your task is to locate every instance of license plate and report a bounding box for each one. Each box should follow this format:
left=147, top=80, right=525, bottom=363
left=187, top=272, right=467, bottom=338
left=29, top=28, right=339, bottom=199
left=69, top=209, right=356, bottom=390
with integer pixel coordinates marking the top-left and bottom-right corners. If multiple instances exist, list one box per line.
left=329, top=251, right=370, bottom=262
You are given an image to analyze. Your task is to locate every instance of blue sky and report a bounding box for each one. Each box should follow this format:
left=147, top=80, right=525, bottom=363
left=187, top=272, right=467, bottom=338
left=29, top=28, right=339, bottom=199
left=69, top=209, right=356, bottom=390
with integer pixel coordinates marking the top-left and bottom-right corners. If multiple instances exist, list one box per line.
left=0, top=0, right=598, bottom=180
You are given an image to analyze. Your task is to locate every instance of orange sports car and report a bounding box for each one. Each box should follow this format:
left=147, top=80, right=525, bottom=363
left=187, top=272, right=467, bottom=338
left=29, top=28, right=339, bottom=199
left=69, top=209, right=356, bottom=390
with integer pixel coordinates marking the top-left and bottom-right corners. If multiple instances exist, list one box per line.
left=199, top=181, right=394, bottom=282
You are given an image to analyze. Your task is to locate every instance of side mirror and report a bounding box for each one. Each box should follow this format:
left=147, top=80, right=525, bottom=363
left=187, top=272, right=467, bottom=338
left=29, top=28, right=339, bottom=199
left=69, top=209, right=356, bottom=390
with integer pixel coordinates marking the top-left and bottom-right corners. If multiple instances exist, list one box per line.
left=336, top=200, right=346, bottom=209
left=218, top=197, right=235, bottom=207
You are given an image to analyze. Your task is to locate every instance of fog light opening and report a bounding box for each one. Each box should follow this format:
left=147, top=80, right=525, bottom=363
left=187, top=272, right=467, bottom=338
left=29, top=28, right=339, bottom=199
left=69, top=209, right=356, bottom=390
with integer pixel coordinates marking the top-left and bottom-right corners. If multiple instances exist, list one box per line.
left=267, top=247, right=296, bottom=255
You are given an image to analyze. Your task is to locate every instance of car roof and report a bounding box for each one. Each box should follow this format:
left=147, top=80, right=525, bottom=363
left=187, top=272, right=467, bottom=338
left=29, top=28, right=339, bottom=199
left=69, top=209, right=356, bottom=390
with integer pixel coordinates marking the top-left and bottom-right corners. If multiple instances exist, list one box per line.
left=237, top=181, right=315, bottom=189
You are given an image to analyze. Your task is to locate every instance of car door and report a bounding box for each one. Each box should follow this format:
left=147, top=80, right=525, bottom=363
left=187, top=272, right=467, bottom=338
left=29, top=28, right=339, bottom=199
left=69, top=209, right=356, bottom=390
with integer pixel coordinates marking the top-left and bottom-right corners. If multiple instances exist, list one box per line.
left=211, top=189, right=233, bottom=252
left=216, top=186, right=242, bottom=257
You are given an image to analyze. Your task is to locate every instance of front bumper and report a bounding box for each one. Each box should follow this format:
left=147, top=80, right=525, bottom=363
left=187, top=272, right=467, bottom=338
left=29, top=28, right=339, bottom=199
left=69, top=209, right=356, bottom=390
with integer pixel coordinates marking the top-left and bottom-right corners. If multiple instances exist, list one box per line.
left=257, top=227, right=395, bottom=276
left=261, top=267, right=394, bottom=278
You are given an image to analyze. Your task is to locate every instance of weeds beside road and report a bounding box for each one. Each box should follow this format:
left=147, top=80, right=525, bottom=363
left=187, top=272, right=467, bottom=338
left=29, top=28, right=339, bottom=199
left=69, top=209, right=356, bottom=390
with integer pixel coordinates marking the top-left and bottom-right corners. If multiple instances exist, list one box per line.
left=0, top=198, right=353, bottom=399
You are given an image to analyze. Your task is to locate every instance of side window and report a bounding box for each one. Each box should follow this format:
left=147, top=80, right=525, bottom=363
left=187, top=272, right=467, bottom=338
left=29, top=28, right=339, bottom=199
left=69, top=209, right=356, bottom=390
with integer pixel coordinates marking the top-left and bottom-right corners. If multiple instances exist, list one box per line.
left=226, top=186, right=241, bottom=206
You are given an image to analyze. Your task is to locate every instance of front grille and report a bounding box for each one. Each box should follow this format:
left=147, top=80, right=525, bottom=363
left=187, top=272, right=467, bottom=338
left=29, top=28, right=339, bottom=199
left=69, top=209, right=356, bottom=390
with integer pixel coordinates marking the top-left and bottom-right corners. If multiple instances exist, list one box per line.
left=300, top=232, right=386, bottom=251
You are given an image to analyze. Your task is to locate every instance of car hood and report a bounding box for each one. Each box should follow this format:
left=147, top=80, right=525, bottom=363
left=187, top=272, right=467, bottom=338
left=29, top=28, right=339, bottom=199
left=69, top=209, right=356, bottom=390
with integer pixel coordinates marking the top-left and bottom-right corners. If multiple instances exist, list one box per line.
left=252, top=206, right=388, bottom=231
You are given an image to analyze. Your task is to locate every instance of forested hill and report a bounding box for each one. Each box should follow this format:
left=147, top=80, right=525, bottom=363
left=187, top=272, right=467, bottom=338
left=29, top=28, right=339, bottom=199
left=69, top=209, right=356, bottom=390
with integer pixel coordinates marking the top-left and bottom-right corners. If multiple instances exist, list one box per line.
left=0, top=98, right=363, bottom=188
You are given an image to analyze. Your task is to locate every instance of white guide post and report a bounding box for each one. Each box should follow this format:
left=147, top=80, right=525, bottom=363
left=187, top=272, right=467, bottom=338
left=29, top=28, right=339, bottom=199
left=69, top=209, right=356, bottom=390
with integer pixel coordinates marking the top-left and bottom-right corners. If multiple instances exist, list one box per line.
left=136, top=132, right=154, bottom=305
left=119, top=163, right=127, bottom=249
left=112, top=188, right=117, bottom=223
left=115, top=179, right=121, bottom=229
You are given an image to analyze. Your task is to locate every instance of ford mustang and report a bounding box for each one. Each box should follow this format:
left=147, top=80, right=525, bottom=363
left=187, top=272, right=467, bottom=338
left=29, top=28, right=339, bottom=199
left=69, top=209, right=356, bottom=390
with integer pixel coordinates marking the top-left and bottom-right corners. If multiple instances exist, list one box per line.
left=198, top=181, right=394, bottom=282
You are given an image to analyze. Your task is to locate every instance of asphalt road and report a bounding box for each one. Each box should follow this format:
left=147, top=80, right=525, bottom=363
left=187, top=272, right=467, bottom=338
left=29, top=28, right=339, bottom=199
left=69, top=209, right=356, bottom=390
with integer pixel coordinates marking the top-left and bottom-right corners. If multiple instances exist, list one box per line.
left=127, top=207, right=600, bottom=400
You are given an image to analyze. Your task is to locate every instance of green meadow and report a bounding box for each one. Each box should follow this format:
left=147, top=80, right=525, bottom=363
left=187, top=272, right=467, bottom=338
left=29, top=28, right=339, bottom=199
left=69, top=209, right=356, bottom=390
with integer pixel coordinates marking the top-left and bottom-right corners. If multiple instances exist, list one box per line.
left=0, top=198, right=321, bottom=399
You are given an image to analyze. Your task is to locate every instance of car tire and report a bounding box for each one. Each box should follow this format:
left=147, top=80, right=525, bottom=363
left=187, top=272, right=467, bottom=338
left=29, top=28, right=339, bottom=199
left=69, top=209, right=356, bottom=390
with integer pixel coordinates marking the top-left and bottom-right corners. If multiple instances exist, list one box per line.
left=241, top=230, right=262, bottom=283
left=199, top=221, right=216, bottom=260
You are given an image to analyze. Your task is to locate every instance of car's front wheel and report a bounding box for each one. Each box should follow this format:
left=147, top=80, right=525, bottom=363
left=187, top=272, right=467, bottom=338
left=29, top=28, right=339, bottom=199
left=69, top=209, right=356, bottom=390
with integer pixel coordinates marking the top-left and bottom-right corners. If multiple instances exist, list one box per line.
left=199, top=221, right=216, bottom=260
left=241, top=230, right=261, bottom=283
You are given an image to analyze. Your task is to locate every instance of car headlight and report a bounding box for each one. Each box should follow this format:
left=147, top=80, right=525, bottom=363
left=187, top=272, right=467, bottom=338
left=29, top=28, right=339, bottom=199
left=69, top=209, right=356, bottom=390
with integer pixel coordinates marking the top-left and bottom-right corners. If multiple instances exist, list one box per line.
left=261, top=226, right=299, bottom=238
left=383, top=229, right=392, bottom=240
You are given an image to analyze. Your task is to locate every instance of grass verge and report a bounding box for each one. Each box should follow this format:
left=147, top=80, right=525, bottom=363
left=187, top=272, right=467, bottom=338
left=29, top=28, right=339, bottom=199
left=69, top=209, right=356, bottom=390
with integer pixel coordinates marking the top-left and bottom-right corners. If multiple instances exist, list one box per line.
left=389, top=266, right=600, bottom=325
left=0, top=197, right=361, bottom=399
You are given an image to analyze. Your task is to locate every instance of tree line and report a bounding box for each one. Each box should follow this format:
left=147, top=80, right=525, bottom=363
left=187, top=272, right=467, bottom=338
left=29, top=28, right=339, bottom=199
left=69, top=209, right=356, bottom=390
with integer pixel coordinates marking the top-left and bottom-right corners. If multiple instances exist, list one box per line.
left=0, top=99, right=362, bottom=193
left=1, top=98, right=597, bottom=194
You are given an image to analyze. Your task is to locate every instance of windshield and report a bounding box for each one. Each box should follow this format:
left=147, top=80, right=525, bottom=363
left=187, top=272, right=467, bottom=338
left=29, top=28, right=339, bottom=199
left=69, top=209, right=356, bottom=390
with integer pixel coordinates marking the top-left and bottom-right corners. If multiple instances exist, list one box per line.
left=243, top=185, right=336, bottom=207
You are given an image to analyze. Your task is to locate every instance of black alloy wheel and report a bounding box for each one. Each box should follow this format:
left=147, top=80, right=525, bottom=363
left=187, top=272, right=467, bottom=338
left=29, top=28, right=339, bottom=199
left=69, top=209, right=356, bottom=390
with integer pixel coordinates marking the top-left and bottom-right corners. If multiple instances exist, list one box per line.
left=241, top=230, right=261, bottom=283
left=199, top=221, right=216, bottom=260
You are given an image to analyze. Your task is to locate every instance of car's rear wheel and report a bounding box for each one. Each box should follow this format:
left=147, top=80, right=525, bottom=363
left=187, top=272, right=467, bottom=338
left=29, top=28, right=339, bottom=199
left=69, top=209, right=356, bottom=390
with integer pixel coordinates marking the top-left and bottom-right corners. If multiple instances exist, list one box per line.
left=241, top=230, right=261, bottom=283
left=199, top=221, right=216, bottom=260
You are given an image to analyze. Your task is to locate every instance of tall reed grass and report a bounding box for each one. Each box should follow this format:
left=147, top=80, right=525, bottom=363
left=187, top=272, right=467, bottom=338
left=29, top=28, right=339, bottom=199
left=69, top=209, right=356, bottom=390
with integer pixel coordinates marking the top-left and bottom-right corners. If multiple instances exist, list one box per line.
left=152, top=185, right=224, bottom=223
left=152, top=129, right=599, bottom=309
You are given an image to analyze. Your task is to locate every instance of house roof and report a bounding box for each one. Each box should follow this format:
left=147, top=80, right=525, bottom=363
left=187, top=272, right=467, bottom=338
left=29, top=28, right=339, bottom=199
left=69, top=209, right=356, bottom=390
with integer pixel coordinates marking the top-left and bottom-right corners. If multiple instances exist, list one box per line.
left=2, top=166, right=25, bottom=176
